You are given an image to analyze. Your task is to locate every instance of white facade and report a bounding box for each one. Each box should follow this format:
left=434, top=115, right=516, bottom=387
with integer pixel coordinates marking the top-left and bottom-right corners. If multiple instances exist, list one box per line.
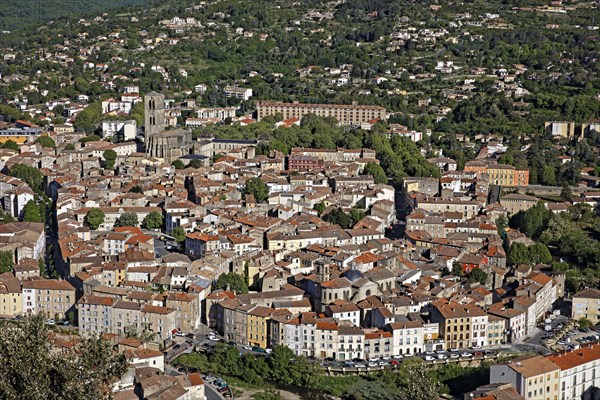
left=389, top=322, right=425, bottom=356
left=223, top=86, right=253, bottom=101
left=196, top=107, right=236, bottom=120
left=330, top=310, right=360, bottom=327
left=471, top=314, right=489, bottom=347
left=22, top=288, right=36, bottom=315
left=552, top=348, right=600, bottom=400
left=102, top=120, right=137, bottom=141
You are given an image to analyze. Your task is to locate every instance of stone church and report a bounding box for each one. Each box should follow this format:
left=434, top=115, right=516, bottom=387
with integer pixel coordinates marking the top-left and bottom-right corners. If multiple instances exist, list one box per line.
left=144, top=92, right=193, bottom=163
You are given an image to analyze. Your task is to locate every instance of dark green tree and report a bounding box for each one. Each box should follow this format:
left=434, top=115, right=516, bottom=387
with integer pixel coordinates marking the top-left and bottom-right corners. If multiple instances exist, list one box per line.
left=9, top=164, right=44, bottom=191
left=142, top=212, right=163, bottom=230
left=114, top=212, right=138, bottom=227
left=362, top=162, right=388, bottom=184
left=2, top=140, right=19, bottom=151
left=314, top=202, right=326, bottom=216
left=468, top=268, right=487, bottom=285
left=244, top=177, right=269, bottom=203
left=214, top=272, right=249, bottom=294
left=79, top=135, right=101, bottom=144
left=210, top=344, right=242, bottom=376
left=560, top=185, right=573, bottom=202
left=0, top=251, right=14, bottom=273
left=172, top=160, right=185, bottom=169
left=22, top=200, right=42, bottom=222
left=74, top=103, right=102, bottom=133
left=84, top=208, right=105, bottom=230
left=268, top=345, right=295, bottom=384
left=38, top=257, right=46, bottom=278
left=495, top=215, right=508, bottom=236
left=349, top=208, right=366, bottom=225
left=65, top=143, right=75, bottom=151
left=323, top=207, right=353, bottom=229
left=528, top=242, right=553, bottom=264
left=129, top=186, right=144, bottom=193
left=511, top=202, right=551, bottom=238
left=452, top=262, right=463, bottom=276
left=188, top=159, right=203, bottom=169
left=102, top=149, right=117, bottom=169
left=171, top=226, right=186, bottom=245
left=509, top=242, right=530, bottom=265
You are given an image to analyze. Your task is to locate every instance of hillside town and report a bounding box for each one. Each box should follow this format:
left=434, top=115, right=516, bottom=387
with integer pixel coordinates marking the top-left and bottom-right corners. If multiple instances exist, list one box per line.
left=0, top=88, right=597, bottom=399
left=1, top=0, right=600, bottom=399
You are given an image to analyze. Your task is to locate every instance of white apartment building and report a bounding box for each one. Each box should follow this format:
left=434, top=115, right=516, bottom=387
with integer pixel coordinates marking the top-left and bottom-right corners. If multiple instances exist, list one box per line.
left=196, top=107, right=236, bottom=120
left=223, top=86, right=253, bottom=101
left=547, top=344, right=600, bottom=400
left=388, top=320, right=425, bottom=356
left=102, top=120, right=137, bottom=141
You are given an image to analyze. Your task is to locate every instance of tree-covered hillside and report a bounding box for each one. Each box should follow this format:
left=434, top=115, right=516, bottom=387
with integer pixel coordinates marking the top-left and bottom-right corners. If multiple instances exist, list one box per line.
left=0, top=0, right=157, bottom=31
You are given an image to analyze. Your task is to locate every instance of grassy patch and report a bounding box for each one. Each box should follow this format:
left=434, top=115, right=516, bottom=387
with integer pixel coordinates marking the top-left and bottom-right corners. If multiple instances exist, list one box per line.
left=309, top=374, right=366, bottom=397
left=222, top=375, right=272, bottom=390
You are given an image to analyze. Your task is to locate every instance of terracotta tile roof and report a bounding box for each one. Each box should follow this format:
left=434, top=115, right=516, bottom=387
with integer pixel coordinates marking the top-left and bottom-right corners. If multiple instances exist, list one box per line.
left=354, top=252, right=383, bottom=264
left=22, top=279, right=75, bottom=291
left=527, top=272, right=552, bottom=286
left=187, top=372, right=204, bottom=386
left=316, top=320, right=338, bottom=331
left=365, top=330, right=392, bottom=340
left=505, top=355, right=560, bottom=377
left=78, top=295, right=115, bottom=306
left=546, top=344, right=600, bottom=370
left=573, top=288, right=600, bottom=299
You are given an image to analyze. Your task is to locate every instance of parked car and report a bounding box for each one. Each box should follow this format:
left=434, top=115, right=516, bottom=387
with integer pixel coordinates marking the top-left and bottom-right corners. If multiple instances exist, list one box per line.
left=379, top=361, right=388, bottom=366
left=368, top=362, right=378, bottom=367
left=217, top=386, right=229, bottom=394
left=46, top=319, right=55, bottom=325
left=437, top=354, right=447, bottom=360
left=392, top=354, right=403, bottom=360
left=173, top=344, right=181, bottom=350
left=425, top=356, right=435, bottom=361
left=368, top=357, right=379, bottom=362
left=450, top=348, right=459, bottom=352
left=252, top=346, right=266, bottom=353
left=380, top=356, right=390, bottom=361
left=461, top=353, right=472, bottom=358
left=215, top=379, right=227, bottom=388
left=450, top=353, right=459, bottom=359
left=390, top=360, right=400, bottom=365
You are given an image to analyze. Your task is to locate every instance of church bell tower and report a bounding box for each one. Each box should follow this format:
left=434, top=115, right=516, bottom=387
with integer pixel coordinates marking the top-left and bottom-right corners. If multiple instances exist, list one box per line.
left=144, top=91, right=166, bottom=140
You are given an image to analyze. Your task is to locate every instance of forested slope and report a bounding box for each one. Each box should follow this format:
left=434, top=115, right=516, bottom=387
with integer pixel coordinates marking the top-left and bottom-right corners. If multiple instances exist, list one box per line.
left=0, top=0, right=154, bottom=30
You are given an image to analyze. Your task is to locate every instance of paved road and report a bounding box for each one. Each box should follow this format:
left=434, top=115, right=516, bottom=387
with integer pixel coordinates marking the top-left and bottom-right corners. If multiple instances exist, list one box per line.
left=205, top=384, right=225, bottom=400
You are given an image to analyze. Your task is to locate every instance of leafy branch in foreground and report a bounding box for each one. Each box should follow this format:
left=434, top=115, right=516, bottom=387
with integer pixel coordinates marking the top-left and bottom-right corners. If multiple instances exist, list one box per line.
left=0, top=315, right=127, bottom=400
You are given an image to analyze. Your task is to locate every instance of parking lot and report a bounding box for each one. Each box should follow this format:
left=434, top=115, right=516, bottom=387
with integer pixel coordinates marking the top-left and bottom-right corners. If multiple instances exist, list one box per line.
left=549, top=326, right=600, bottom=350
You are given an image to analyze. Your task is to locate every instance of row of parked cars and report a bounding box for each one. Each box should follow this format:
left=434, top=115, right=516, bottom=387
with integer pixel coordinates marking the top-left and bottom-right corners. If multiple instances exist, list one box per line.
left=331, top=350, right=485, bottom=369
left=556, top=327, right=600, bottom=347
left=46, top=319, right=69, bottom=326
left=203, top=374, right=232, bottom=398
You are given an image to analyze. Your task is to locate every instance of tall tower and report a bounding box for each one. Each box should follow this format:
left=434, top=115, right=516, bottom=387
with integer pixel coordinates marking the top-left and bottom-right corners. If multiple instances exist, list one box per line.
left=144, top=92, right=166, bottom=140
